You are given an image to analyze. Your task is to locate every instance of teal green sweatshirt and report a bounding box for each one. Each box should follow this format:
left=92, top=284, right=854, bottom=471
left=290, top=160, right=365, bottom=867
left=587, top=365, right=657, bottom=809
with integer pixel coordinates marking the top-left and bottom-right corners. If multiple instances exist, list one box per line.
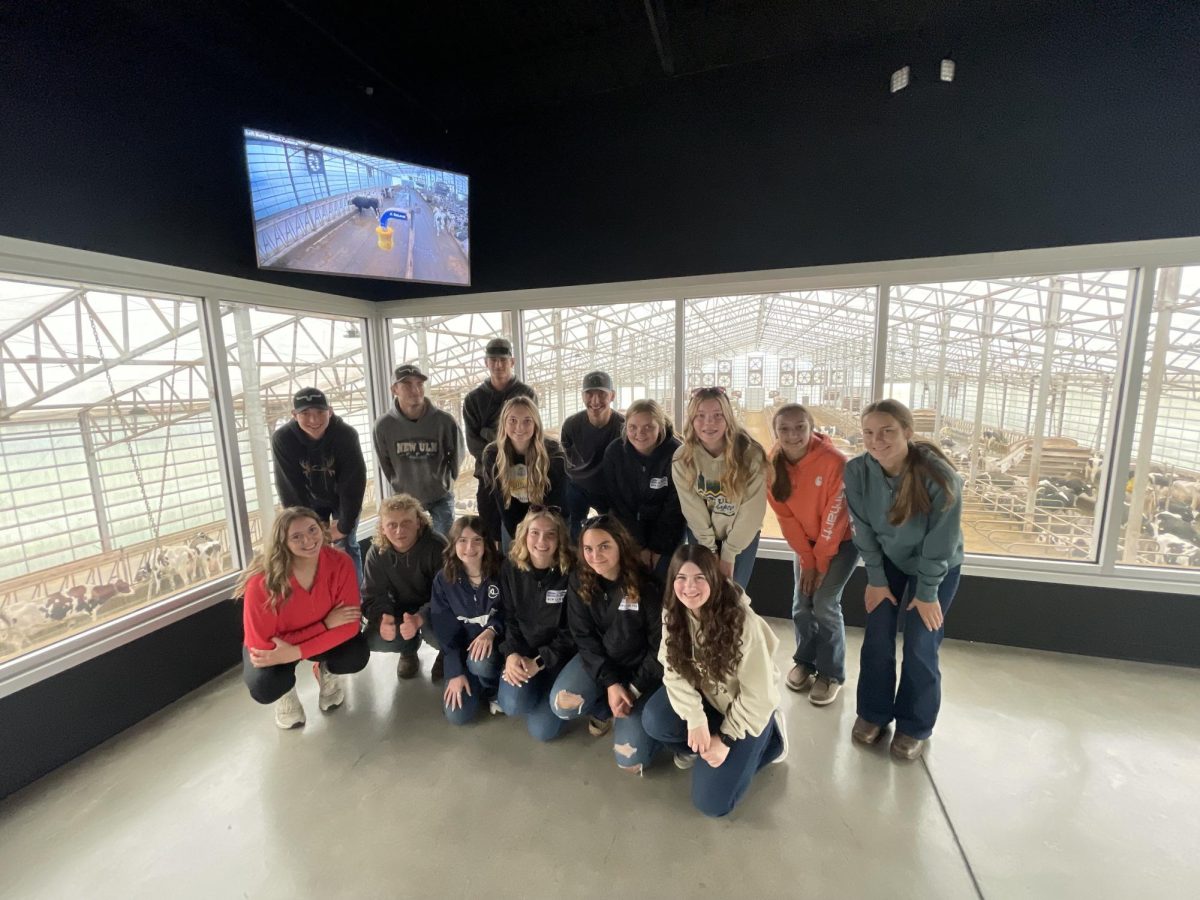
left=843, top=449, right=964, bottom=603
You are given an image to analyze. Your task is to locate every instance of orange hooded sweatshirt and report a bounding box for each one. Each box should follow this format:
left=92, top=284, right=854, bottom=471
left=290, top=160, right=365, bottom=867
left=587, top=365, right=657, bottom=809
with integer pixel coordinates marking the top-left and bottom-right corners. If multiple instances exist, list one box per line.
left=766, top=431, right=852, bottom=574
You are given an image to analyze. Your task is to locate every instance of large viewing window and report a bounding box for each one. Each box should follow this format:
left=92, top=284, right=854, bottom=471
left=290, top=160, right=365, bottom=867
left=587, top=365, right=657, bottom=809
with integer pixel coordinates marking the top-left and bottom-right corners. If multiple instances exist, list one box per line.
left=0, top=277, right=234, bottom=664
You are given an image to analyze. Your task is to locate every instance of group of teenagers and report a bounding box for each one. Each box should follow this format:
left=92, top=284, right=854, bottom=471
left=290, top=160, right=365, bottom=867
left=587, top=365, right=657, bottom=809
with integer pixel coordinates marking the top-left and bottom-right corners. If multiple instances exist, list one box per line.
left=239, top=337, right=965, bottom=817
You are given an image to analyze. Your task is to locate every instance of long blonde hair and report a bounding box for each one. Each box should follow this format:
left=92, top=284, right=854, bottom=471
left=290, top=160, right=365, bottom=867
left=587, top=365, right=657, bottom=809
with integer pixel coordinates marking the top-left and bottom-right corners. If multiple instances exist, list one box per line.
left=677, top=388, right=767, bottom=502
left=234, top=507, right=327, bottom=611
left=509, top=508, right=575, bottom=573
left=489, top=396, right=554, bottom=507
left=861, top=399, right=958, bottom=525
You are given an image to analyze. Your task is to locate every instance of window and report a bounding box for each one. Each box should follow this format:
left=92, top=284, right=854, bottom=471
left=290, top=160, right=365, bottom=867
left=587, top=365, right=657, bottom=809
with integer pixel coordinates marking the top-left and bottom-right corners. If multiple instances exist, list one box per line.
left=0, top=277, right=233, bottom=663
left=388, top=311, right=514, bottom=516
left=684, top=289, right=879, bottom=539
left=1117, top=265, right=1200, bottom=571
left=218, top=302, right=376, bottom=551
left=887, top=272, right=1134, bottom=562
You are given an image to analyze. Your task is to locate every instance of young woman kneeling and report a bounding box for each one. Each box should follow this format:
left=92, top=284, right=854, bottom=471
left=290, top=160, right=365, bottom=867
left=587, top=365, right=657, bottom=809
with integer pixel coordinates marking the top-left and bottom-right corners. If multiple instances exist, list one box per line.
left=552, top=516, right=663, bottom=773
left=497, top=506, right=577, bottom=740
left=431, top=516, right=506, bottom=725
left=642, top=544, right=787, bottom=817
left=239, top=507, right=369, bottom=729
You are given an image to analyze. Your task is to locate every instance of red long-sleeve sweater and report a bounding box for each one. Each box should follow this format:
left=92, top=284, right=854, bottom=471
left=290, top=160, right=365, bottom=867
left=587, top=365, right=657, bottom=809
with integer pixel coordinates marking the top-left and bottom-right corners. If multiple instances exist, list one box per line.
left=242, top=545, right=361, bottom=659
left=766, top=432, right=852, bottom=574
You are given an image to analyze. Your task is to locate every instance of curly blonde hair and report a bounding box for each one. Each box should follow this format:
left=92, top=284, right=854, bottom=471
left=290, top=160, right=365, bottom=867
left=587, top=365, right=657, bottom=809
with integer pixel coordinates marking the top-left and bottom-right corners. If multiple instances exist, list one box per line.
left=372, top=493, right=432, bottom=550
left=676, top=388, right=767, bottom=502
left=234, top=507, right=328, bottom=612
left=489, top=396, right=554, bottom=507
left=662, top=544, right=745, bottom=695
left=509, top=508, right=575, bottom=573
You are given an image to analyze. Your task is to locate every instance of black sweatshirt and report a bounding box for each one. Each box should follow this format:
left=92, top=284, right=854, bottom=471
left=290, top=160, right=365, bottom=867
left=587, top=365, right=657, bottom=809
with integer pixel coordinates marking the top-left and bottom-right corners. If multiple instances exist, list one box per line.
left=560, top=410, right=625, bottom=495
left=602, top=428, right=686, bottom=557
left=462, top=378, right=537, bottom=477
left=497, top=560, right=574, bottom=673
left=360, top=528, right=446, bottom=623
left=481, top=439, right=568, bottom=537
left=271, top=416, right=367, bottom=532
left=566, top=570, right=663, bottom=696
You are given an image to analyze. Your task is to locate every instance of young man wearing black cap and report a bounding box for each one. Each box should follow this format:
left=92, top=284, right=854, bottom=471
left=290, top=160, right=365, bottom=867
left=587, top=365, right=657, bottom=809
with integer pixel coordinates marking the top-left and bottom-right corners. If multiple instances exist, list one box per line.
left=462, top=337, right=536, bottom=546
left=271, top=387, right=368, bottom=582
left=560, top=370, right=625, bottom=539
left=372, top=363, right=464, bottom=536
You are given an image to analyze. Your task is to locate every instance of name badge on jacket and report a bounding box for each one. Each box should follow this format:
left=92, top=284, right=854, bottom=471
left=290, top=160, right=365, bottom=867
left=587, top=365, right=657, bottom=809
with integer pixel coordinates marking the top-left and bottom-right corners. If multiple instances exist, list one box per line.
left=649, top=476, right=669, bottom=489
left=618, top=595, right=639, bottom=612
left=545, top=589, right=566, bottom=605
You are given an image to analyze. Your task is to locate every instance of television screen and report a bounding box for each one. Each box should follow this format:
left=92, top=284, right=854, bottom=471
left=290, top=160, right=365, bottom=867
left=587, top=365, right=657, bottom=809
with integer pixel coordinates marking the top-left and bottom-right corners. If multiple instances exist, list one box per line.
left=242, top=128, right=469, bottom=286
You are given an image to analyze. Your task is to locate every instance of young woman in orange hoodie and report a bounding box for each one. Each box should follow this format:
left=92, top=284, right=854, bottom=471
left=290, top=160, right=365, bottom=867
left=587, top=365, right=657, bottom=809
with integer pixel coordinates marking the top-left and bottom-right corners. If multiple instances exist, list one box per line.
left=765, top=404, right=858, bottom=706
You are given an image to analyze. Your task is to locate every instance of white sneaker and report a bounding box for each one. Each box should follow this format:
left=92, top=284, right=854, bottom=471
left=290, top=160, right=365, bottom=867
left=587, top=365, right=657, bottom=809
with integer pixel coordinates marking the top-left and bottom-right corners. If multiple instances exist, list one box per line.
left=312, top=662, right=345, bottom=711
left=674, top=752, right=698, bottom=770
left=274, top=688, right=306, bottom=729
left=488, top=699, right=504, bottom=716
left=771, top=709, right=789, bottom=764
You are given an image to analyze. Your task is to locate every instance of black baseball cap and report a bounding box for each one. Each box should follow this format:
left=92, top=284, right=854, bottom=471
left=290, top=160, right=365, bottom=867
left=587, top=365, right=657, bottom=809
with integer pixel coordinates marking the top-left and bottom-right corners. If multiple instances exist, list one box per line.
left=293, top=387, right=329, bottom=411
left=485, top=337, right=513, bottom=358
left=582, top=371, right=614, bottom=392
left=393, top=363, right=428, bottom=382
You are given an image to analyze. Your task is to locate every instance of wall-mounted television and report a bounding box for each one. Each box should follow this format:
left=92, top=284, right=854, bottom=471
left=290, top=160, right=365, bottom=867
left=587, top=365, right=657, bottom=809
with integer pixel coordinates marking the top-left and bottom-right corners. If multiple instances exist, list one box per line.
left=242, top=128, right=469, bottom=286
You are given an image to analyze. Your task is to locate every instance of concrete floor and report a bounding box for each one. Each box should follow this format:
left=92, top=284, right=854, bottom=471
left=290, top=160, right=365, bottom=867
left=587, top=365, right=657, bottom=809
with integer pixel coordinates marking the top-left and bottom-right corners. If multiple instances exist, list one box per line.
left=1, top=623, right=1197, bottom=900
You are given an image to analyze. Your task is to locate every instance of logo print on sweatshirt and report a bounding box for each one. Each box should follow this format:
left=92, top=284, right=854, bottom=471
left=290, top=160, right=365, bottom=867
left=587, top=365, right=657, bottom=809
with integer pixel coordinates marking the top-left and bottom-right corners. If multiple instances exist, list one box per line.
left=487, top=584, right=500, bottom=600
left=649, top=476, right=669, bottom=489
left=545, top=589, right=566, bottom=604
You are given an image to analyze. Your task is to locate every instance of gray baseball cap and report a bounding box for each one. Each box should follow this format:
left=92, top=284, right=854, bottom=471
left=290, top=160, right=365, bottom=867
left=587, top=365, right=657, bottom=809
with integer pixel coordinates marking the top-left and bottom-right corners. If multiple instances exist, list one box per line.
left=581, top=371, right=614, bottom=392
left=485, top=337, right=513, bottom=358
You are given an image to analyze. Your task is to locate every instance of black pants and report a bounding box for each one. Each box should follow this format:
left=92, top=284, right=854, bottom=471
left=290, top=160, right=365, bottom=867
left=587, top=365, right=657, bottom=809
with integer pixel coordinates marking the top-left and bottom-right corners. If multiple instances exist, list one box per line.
left=242, top=633, right=370, bottom=704
left=475, top=478, right=502, bottom=547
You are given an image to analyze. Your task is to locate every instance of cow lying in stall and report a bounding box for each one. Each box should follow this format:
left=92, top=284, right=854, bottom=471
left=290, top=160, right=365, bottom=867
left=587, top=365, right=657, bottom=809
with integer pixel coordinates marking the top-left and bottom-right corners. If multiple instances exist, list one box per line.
left=0, top=578, right=133, bottom=634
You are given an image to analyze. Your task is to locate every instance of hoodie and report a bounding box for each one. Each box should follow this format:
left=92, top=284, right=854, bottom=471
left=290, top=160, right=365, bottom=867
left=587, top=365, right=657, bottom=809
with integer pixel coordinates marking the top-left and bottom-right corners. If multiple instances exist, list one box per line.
left=566, top=570, right=663, bottom=696
left=481, top=439, right=568, bottom=537
left=843, top=448, right=964, bottom=603
left=429, top=569, right=505, bottom=681
left=271, top=416, right=367, bottom=532
left=372, top=399, right=464, bottom=504
left=672, top=442, right=767, bottom=567
left=765, top=431, right=854, bottom=574
left=603, top=428, right=686, bottom=557
left=360, top=527, right=446, bottom=623
left=497, top=560, right=575, bottom=673
left=462, top=377, right=537, bottom=477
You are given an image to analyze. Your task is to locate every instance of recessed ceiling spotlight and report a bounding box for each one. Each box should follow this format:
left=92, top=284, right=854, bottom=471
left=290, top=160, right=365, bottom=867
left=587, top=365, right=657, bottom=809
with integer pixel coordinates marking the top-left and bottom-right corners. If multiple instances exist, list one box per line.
left=890, top=66, right=910, bottom=93
left=940, top=58, right=956, bottom=82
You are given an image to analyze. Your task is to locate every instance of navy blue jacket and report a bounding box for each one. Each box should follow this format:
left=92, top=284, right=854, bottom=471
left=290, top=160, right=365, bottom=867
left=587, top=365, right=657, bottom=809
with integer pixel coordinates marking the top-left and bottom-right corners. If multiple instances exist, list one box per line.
left=430, top=570, right=504, bottom=680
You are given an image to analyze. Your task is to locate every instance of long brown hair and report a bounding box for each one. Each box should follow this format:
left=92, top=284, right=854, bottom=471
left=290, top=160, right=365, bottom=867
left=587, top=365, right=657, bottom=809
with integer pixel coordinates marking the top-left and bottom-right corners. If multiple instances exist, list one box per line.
left=509, top=508, right=575, bottom=573
left=489, top=396, right=555, bottom=507
left=234, top=507, right=328, bottom=611
left=768, top=403, right=816, bottom=503
left=662, top=544, right=746, bottom=694
left=677, top=388, right=767, bottom=502
left=441, top=515, right=503, bottom=582
left=575, top=516, right=647, bottom=606
left=861, top=399, right=959, bottom=525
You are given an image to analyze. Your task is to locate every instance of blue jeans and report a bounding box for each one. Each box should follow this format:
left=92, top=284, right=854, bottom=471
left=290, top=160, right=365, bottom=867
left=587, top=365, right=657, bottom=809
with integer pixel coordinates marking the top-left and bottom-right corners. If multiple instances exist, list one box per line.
left=565, top=482, right=610, bottom=541
left=424, top=491, right=455, bottom=538
left=686, top=528, right=760, bottom=589
left=549, top=654, right=660, bottom=769
left=792, top=540, right=858, bottom=683
left=497, top=665, right=566, bottom=741
left=336, top=535, right=364, bottom=586
left=443, top=652, right=501, bottom=726
left=642, top=686, right=784, bottom=818
left=857, top=559, right=962, bottom=740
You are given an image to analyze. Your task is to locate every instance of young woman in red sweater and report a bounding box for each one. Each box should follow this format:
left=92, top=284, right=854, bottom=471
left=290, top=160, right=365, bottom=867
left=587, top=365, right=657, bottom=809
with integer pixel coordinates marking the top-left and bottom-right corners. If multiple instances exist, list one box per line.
left=239, top=506, right=369, bottom=729
left=765, top=404, right=858, bottom=706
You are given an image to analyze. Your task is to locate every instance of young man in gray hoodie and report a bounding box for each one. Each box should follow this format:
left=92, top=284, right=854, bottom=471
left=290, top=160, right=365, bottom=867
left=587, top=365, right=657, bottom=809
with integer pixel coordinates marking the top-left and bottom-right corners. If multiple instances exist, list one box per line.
left=372, top=363, right=464, bottom=536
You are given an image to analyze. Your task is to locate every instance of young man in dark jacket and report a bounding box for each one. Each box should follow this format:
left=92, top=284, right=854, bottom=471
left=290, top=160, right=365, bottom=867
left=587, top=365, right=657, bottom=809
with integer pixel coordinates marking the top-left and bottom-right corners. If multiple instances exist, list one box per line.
left=461, top=337, right=536, bottom=546
left=560, top=370, right=625, bottom=539
left=271, top=387, right=367, bottom=582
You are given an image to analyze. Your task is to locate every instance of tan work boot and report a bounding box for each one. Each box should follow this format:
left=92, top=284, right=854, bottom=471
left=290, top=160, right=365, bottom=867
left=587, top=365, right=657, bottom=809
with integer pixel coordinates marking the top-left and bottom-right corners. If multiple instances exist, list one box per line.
left=851, top=715, right=883, bottom=745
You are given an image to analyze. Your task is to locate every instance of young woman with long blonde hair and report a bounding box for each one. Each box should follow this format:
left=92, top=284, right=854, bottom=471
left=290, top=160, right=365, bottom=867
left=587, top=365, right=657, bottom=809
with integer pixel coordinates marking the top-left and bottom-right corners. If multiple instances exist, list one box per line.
left=672, top=387, right=768, bottom=588
left=238, top=506, right=368, bottom=729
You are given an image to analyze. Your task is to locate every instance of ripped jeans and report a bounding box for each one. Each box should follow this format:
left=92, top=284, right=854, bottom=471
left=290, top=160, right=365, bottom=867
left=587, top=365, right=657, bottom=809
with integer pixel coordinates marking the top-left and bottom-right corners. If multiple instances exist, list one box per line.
left=549, top=654, right=661, bottom=770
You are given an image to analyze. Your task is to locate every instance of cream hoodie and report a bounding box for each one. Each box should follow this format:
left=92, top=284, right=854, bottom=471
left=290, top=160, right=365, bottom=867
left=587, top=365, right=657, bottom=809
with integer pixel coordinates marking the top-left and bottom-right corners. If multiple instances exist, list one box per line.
left=672, top=444, right=767, bottom=566
left=658, top=595, right=781, bottom=741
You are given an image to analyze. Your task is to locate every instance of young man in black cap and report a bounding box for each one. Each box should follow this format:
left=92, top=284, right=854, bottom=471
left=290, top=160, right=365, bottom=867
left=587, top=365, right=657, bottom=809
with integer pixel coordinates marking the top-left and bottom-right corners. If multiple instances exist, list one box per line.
left=560, top=370, right=624, bottom=539
left=372, top=363, right=464, bottom=536
left=271, top=387, right=368, bottom=582
left=462, top=337, right=536, bottom=546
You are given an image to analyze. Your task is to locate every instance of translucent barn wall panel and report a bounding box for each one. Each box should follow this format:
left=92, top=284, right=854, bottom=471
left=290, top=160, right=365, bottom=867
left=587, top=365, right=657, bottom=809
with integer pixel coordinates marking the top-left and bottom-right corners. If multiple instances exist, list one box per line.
left=1118, top=265, right=1200, bottom=571
left=0, top=278, right=237, bottom=665
left=888, top=272, right=1133, bottom=564
left=218, top=303, right=376, bottom=552
left=685, top=289, right=878, bottom=540
left=389, top=311, right=515, bottom=516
